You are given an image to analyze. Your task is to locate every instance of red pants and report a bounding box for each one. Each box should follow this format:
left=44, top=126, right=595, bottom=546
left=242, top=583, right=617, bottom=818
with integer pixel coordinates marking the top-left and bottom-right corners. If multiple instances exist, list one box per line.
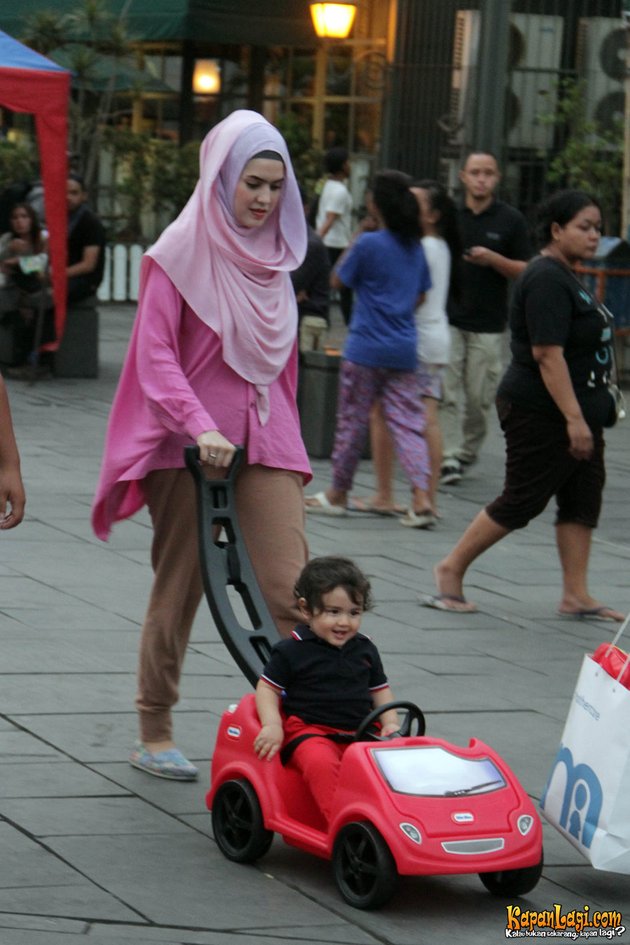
left=283, top=715, right=351, bottom=821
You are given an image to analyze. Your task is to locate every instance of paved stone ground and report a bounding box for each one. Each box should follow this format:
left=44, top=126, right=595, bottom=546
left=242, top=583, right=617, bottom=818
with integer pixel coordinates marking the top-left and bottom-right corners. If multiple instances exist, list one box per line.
left=1, top=303, right=630, bottom=945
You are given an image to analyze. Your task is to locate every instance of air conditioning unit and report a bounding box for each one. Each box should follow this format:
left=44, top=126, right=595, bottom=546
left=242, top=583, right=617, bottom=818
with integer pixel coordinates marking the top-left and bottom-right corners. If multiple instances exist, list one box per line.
left=448, top=10, right=563, bottom=150
left=576, top=17, right=626, bottom=137
left=507, top=14, right=564, bottom=149
left=448, top=9, right=481, bottom=146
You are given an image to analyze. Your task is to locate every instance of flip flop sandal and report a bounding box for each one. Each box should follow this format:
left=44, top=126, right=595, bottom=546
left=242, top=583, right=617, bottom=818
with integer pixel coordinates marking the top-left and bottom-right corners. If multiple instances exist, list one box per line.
left=304, top=491, right=348, bottom=517
left=348, top=497, right=407, bottom=516
left=557, top=606, right=624, bottom=623
left=419, top=593, right=478, bottom=613
left=399, top=509, right=436, bottom=529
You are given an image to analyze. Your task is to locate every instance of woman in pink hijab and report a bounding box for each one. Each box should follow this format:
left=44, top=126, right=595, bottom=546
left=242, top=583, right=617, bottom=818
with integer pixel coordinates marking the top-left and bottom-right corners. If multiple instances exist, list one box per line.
left=92, top=110, right=311, bottom=781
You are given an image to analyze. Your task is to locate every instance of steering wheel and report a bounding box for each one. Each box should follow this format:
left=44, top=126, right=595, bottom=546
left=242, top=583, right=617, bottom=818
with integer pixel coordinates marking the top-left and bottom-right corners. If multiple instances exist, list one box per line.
left=354, top=700, right=426, bottom=742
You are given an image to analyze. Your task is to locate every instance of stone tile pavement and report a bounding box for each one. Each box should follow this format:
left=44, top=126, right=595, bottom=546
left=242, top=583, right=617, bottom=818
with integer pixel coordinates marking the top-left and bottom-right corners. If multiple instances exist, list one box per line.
left=1, top=303, right=630, bottom=944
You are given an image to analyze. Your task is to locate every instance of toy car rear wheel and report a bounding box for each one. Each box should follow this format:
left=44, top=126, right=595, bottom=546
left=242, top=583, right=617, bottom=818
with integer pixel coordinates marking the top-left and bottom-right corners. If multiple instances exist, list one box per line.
left=211, top=778, right=273, bottom=863
left=333, top=821, right=398, bottom=909
left=479, top=854, right=543, bottom=897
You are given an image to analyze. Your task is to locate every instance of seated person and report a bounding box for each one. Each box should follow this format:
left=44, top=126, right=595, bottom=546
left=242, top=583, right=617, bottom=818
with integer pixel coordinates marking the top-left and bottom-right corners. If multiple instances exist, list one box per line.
left=0, top=202, right=53, bottom=370
left=254, top=556, right=400, bottom=821
left=66, top=174, right=106, bottom=303
left=291, top=187, right=330, bottom=354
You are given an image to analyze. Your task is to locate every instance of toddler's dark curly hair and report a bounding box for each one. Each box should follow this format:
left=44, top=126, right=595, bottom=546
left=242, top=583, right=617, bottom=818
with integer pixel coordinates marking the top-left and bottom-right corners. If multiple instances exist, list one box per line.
left=294, top=556, right=373, bottom=613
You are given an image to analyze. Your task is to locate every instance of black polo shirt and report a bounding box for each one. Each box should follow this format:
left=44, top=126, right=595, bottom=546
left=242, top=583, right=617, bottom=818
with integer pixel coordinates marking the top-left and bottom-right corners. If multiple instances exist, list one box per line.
left=260, top=624, right=388, bottom=729
left=448, top=200, right=532, bottom=333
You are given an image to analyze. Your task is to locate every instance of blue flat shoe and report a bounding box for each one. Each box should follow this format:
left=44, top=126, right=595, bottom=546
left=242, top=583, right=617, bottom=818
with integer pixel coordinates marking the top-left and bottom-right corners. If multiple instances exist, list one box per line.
left=129, top=742, right=198, bottom=781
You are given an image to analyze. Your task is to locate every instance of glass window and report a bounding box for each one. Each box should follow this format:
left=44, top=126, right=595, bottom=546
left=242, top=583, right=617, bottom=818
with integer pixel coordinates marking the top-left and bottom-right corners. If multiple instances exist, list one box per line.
left=143, top=53, right=182, bottom=93
left=326, top=45, right=353, bottom=95
left=290, top=48, right=317, bottom=97
left=221, top=55, right=248, bottom=116
left=324, top=102, right=351, bottom=150
left=373, top=746, right=507, bottom=797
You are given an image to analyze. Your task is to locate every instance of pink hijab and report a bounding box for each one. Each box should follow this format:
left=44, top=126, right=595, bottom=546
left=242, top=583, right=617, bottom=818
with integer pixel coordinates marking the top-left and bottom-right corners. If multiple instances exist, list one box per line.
left=146, top=109, right=307, bottom=424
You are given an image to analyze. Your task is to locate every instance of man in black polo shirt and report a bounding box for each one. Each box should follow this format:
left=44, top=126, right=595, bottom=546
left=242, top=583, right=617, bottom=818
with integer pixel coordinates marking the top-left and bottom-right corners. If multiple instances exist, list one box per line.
left=440, top=152, right=531, bottom=484
left=66, top=174, right=106, bottom=303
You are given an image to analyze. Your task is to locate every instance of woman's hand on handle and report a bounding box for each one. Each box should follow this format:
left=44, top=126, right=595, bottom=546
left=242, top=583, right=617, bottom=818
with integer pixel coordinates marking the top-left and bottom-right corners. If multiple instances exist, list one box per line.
left=196, top=430, right=236, bottom=468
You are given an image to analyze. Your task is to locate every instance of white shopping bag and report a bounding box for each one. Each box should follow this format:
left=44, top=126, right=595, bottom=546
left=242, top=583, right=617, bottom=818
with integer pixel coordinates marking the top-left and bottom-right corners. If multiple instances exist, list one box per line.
left=540, top=620, right=630, bottom=873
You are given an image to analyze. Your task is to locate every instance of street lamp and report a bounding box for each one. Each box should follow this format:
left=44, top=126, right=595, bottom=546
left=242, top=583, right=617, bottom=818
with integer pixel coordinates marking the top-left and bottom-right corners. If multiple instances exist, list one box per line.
left=310, top=3, right=357, bottom=40
left=192, top=59, right=221, bottom=95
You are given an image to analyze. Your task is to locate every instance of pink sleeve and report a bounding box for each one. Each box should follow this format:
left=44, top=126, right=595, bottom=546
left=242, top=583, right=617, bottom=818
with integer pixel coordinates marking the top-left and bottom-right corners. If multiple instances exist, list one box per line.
left=135, top=263, right=218, bottom=438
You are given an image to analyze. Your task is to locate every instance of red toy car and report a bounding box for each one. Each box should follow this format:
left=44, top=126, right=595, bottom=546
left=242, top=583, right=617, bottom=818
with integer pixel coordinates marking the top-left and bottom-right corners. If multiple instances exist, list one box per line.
left=184, top=450, right=543, bottom=909
left=207, top=695, right=543, bottom=909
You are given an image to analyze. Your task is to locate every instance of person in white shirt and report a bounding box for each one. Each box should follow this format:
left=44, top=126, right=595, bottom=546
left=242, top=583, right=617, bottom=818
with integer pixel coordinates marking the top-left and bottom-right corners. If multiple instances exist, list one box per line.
left=410, top=180, right=463, bottom=514
left=316, top=147, right=353, bottom=324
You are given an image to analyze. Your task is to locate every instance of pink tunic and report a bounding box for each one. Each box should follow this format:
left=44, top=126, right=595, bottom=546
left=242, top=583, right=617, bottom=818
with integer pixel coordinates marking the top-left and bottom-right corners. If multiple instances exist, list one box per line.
left=92, top=261, right=311, bottom=540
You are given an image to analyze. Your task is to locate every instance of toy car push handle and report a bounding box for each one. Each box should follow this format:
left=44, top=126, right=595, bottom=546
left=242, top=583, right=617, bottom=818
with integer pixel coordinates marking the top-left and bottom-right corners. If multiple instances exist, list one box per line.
left=354, top=700, right=426, bottom=741
left=184, top=445, right=282, bottom=687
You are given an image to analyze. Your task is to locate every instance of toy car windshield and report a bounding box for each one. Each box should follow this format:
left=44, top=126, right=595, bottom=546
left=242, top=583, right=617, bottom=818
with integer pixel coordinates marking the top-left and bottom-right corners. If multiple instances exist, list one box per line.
left=372, top=746, right=506, bottom=797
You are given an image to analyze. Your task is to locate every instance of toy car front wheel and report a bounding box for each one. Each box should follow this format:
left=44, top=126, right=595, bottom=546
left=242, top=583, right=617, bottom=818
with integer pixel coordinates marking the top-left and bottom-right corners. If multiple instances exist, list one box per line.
left=479, top=854, right=543, bottom=897
left=211, top=778, right=273, bottom=863
left=333, top=821, right=398, bottom=909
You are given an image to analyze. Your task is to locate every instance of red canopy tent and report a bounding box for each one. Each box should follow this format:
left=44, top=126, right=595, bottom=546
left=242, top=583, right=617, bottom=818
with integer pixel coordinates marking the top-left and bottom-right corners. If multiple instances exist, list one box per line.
left=0, top=30, right=71, bottom=343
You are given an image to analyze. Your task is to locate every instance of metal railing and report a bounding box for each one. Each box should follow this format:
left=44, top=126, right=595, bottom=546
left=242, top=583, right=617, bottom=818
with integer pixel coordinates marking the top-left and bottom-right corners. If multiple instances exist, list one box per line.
left=575, top=264, right=630, bottom=334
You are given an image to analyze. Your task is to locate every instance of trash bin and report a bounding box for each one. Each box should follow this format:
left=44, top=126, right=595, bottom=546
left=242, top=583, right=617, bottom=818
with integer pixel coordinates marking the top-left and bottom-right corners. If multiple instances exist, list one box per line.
left=297, top=349, right=341, bottom=459
left=579, top=237, right=630, bottom=329
left=54, top=295, right=99, bottom=378
left=297, top=350, right=371, bottom=459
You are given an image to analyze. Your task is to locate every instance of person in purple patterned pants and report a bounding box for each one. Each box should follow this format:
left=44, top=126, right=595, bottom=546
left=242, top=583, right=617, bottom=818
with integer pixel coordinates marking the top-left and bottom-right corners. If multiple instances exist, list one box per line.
left=305, top=170, right=435, bottom=527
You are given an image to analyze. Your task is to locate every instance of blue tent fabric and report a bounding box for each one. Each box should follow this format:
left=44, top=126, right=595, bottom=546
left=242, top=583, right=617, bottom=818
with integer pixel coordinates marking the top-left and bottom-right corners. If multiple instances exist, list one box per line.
left=0, top=29, right=68, bottom=73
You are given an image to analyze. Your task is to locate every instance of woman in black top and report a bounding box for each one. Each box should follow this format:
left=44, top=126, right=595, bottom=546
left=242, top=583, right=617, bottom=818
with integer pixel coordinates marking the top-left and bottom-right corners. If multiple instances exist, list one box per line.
left=425, top=190, right=624, bottom=621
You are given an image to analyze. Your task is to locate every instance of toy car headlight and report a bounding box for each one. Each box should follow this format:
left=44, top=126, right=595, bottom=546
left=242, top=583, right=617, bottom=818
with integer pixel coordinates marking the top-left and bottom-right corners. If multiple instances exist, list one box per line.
left=400, top=822, right=422, bottom=845
left=517, top=814, right=534, bottom=836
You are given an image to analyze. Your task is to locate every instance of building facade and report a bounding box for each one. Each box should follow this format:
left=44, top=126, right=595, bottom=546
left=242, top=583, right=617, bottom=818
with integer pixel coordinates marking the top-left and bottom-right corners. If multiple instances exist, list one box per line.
left=1, top=0, right=626, bottom=223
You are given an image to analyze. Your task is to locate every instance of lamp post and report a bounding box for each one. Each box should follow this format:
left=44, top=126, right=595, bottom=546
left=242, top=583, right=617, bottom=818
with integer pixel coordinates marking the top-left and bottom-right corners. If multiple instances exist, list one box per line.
left=474, top=0, right=511, bottom=160
left=309, top=3, right=358, bottom=149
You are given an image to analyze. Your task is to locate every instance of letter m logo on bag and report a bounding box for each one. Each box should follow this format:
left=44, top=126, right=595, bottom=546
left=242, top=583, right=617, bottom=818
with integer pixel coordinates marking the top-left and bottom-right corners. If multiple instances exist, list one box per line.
left=541, top=745, right=603, bottom=849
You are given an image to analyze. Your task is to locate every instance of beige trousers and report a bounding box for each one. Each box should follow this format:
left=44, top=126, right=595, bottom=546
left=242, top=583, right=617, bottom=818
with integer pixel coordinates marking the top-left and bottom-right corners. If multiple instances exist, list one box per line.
left=299, top=315, right=329, bottom=354
left=136, top=464, right=308, bottom=742
left=440, top=326, right=504, bottom=465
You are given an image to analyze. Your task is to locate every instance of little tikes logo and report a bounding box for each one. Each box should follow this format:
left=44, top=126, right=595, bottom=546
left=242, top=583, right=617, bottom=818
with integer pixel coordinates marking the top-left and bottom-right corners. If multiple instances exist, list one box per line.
left=452, top=811, right=474, bottom=824
left=227, top=725, right=241, bottom=738
left=505, top=903, right=624, bottom=938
